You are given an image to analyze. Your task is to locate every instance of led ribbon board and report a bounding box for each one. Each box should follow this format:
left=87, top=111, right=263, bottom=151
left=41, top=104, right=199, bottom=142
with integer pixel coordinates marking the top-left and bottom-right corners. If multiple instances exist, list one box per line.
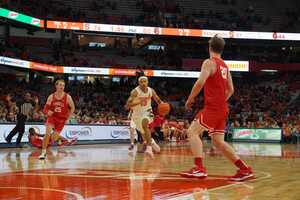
left=0, top=8, right=44, bottom=27
left=47, top=20, right=300, bottom=41
left=0, top=56, right=249, bottom=78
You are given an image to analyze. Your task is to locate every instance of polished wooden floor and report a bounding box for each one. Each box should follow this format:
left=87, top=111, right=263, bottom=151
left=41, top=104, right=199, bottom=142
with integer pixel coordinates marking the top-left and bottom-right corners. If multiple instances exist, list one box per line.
left=0, top=141, right=299, bottom=200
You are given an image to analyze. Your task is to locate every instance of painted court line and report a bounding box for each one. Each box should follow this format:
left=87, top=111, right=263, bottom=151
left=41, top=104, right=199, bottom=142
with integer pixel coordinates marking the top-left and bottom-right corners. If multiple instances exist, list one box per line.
left=167, top=171, right=272, bottom=200
left=0, top=186, right=84, bottom=200
left=15, top=170, right=254, bottom=181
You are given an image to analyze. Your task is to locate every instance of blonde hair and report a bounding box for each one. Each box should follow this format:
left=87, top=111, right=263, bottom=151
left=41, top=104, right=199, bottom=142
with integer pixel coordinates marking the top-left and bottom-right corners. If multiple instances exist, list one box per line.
left=55, top=79, right=65, bottom=86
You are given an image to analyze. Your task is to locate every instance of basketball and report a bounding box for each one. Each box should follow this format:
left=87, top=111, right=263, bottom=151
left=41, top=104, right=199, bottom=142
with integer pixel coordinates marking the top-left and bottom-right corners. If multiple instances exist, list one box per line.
left=158, top=102, right=171, bottom=116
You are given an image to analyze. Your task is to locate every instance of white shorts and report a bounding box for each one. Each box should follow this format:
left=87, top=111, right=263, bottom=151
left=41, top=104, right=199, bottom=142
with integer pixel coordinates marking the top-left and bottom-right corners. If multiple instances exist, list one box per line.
left=132, top=115, right=153, bottom=134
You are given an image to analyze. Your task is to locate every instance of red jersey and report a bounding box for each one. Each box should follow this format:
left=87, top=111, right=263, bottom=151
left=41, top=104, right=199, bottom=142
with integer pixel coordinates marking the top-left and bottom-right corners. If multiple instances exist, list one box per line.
left=203, top=57, right=229, bottom=111
left=149, top=115, right=165, bottom=129
left=50, top=92, right=69, bottom=119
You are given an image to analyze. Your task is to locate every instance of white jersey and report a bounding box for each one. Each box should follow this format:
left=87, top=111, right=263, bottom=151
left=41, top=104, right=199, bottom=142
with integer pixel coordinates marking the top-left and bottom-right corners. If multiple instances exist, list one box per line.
left=131, top=86, right=153, bottom=118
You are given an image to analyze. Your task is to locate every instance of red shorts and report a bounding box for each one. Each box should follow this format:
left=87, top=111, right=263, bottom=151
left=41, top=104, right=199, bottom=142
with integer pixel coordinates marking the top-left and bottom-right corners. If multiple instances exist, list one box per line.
left=195, top=108, right=228, bottom=135
left=149, top=115, right=165, bottom=129
left=46, top=117, right=66, bottom=133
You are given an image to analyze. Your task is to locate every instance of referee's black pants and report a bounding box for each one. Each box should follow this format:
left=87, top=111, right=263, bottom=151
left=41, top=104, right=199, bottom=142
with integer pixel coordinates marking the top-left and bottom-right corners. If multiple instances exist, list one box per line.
left=6, top=114, right=26, bottom=145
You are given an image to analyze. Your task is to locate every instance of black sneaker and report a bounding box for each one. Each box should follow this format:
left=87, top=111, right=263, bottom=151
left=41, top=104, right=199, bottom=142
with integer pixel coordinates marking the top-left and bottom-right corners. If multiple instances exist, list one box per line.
left=5, top=137, right=11, bottom=144
left=15, top=144, right=23, bottom=148
left=39, top=152, right=47, bottom=160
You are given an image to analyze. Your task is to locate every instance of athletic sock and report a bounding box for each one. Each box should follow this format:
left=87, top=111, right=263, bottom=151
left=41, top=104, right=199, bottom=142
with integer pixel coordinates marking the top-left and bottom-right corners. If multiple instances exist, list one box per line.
left=234, top=159, right=248, bottom=170
left=194, top=157, right=203, bottom=168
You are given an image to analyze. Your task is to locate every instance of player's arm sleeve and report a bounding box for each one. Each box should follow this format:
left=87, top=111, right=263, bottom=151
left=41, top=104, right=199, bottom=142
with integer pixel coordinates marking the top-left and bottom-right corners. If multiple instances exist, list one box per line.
left=225, top=70, right=234, bottom=101
left=152, top=89, right=162, bottom=104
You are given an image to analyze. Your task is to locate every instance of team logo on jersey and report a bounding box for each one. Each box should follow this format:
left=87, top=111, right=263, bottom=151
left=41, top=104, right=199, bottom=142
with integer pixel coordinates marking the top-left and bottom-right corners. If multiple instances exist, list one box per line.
left=139, top=96, right=151, bottom=106
left=53, top=102, right=64, bottom=107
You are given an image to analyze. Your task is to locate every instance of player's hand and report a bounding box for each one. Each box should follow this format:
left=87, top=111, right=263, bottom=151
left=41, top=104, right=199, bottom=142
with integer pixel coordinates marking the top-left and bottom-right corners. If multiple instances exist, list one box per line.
left=34, top=96, right=39, bottom=102
left=33, top=96, right=39, bottom=104
left=6, top=94, right=12, bottom=102
left=185, top=97, right=194, bottom=110
left=124, top=104, right=130, bottom=111
left=65, top=118, right=70, bottom=124
left=66, top=112, right=73, bottom=121
left=48, top=110, right=54, bottom=116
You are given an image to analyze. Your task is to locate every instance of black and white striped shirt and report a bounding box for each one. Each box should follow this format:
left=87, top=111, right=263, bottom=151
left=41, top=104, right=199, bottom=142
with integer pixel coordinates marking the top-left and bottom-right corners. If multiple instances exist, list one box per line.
left=17, top=100, right=34, bottom=119
left=20, top=103, right=33, bottom=116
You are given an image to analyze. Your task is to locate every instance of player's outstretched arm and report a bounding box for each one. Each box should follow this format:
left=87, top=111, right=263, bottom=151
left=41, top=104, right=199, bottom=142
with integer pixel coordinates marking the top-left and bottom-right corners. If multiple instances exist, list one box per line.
left=43, top=94, right=53, bottom=116
left=126, top=89, right=139, bottom=109
left=67, top=94, right=75, bottom=118
left=152, top=89, right=163, bottom=105
left=186, top=59, right=213, bottom=109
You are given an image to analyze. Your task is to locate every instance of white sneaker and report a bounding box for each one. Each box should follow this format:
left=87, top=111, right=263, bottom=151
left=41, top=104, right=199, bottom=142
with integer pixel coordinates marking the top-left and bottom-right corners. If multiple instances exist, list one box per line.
left=145, top=146, right=154, bottom=159
left=151, top=139, right=160, bottom=153
left=39, top=152, right=47, bottom=160
left=128, top=144, right=134, bottom=152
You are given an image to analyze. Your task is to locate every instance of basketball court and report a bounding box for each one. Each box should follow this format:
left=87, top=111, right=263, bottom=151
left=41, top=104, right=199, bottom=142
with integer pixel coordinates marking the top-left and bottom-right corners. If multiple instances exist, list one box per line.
left=0, top=142, right=299, bottom=199
left=1, top=0, right=300, bottom=199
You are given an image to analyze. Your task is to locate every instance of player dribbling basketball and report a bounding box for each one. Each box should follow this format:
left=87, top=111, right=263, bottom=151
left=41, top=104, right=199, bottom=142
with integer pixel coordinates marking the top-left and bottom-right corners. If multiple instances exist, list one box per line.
left=126, top=76, right=163, bottom=158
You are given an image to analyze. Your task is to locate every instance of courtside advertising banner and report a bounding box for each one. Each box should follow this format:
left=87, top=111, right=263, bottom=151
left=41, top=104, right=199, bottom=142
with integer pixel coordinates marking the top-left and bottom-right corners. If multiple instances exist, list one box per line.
left=232, top=143, right=282, bottom=157
left=232, top=128, right=282, bottom=142
left=0, top=124, right=130, bottom=143
left=62, top=125, right=130, bottom=140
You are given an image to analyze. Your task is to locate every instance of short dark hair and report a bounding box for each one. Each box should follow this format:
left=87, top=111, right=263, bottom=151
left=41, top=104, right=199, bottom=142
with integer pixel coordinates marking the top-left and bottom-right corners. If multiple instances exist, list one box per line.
left=29, top=128, right=35, bottom=133
left=209, top=35, right=225, bottom=54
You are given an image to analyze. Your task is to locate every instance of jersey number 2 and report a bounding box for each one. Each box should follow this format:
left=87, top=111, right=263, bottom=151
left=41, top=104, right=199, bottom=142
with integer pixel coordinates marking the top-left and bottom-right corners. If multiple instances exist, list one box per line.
left=220, top=66, right=228, bottom=79
left=140, top=97, right=148, bottom=106
left=54, top=107, right=62, bottom=113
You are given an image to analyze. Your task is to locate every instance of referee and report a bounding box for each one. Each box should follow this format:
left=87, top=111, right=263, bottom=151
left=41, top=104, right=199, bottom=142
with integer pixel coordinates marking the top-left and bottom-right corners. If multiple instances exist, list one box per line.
left=5, top=92, right=38, bottom=147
